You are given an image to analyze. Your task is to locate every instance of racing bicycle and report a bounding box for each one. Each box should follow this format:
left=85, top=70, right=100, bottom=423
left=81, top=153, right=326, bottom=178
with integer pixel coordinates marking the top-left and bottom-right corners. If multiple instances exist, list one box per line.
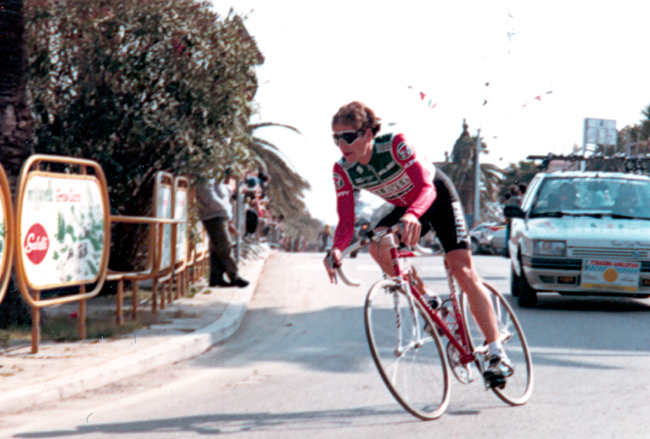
left=332, top=225, right=533, bottom=420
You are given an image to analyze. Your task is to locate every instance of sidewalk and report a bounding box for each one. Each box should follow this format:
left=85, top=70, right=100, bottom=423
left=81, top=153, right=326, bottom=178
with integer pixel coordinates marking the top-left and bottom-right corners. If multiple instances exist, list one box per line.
left=0, top=245, right=274, bottom=415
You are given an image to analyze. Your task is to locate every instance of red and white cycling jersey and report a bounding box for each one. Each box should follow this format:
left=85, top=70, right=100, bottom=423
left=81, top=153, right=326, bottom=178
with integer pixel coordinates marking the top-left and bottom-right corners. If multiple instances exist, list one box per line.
left=332, top=133, right=436, bottom=251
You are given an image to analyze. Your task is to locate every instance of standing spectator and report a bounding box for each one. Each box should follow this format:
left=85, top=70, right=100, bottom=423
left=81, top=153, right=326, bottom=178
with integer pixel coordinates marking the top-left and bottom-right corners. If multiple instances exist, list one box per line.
left=292, top=235, right=302, bottom=253
left=504, top=185, right=523, bottom=257
left=506, top=185, right=523, bottom=207
left=196, top=170, right=249, bottom=288
left=318, top=225, right=332, bottom=252
left=275, top=214, right=285, bottom=247
left=518, top=184, right=527, bottom=197
left=244, top=176, right=261, bottom=240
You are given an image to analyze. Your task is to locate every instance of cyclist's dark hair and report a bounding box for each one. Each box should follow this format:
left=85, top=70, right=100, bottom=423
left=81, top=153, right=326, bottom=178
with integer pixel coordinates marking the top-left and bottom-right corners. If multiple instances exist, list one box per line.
left=332, top=101, right=381, bottom=136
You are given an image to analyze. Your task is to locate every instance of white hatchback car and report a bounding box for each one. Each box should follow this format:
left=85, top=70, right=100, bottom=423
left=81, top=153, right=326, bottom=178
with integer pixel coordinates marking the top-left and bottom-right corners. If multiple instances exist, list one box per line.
left=505, top=171, right=650, bottom=307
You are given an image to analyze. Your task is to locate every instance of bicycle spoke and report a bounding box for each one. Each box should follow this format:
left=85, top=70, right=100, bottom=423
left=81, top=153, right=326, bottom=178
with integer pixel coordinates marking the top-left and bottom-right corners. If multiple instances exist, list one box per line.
left=461, top=283, right=534, bottom=406
left=365, top=280, right=450, bottom=420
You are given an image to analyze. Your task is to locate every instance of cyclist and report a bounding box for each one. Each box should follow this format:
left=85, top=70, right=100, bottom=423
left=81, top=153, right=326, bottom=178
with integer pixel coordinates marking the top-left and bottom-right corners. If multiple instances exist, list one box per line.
left=323, top=101, right=513, bottom=386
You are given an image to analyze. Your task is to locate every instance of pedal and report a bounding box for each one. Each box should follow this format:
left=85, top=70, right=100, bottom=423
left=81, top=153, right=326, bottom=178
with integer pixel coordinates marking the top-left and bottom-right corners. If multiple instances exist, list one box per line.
left=483, top=374, right=506, bottom=390
left=446, top=341, right=474, bottom=385
left=490, top=379, right=506, bottom=390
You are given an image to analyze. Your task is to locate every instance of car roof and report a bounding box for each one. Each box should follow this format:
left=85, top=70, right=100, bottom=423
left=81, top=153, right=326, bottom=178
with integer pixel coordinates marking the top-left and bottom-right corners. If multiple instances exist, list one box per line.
left=539, top=171, right=650, bottom=181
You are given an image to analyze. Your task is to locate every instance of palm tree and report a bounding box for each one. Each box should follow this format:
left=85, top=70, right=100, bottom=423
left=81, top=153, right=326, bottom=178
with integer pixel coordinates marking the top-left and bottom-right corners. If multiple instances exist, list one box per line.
left=500, top=160, right=538, bottom=201
left=0, top=0, right=32, bottom=186
left=435, top=119, right=503, bottom=222
left=640, top=104, right=650, bottom=141
left=245, top=122, right=312, bottom=218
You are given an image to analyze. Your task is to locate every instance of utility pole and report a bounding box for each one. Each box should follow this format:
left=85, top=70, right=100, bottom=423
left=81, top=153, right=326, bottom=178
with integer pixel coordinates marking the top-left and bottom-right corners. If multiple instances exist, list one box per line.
left=234, top=178, right=243, bottom=263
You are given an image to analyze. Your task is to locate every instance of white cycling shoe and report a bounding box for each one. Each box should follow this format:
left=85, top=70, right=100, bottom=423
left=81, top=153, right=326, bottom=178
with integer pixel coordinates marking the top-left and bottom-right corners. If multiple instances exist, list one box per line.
left=483, top=355, right=514, bottom=389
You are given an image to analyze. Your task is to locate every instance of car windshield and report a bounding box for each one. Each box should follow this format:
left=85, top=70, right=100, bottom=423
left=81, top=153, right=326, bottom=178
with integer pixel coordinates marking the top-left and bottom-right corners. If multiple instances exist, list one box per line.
left=530, top=176, right=650, bottom=219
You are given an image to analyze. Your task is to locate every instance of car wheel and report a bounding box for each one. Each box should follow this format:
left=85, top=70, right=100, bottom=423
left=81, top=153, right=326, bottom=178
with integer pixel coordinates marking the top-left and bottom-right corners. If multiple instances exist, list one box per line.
left=511, top=265, right=537, bottom=308
left=490, top=246, right=503, bottom=256
left=509, top=265, right=520, bottom=297
left=470, top=238, right=480, bottom=255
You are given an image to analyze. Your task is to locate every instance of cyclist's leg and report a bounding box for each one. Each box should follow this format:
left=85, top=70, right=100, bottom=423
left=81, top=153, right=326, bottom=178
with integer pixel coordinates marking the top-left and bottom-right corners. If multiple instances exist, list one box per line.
left=427, top=168, right=499, bottom=344
left=368, top=206, right=404, bottom=276
left=368, top=229, right=394, bottom=274
left=445, top=248, right=499, bottom=343
left=369, top=237, right=426, bottom=284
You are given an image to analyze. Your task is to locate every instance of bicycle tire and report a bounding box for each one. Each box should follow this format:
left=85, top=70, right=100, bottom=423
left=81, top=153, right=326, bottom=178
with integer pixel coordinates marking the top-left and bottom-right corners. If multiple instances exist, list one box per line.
left=460, top=282, right=534, bottom=406
left=365, top=279, right=450, bottom=420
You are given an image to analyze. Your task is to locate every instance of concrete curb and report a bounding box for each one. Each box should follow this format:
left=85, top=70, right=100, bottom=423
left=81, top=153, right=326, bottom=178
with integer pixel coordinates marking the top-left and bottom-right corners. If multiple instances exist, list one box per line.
left=0, top=254, right=267, bottom=415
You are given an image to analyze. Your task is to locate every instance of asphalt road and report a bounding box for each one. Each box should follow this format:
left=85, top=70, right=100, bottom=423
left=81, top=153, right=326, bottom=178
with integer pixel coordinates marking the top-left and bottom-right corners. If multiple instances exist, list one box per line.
left=4, top=252, right=650, bottom=438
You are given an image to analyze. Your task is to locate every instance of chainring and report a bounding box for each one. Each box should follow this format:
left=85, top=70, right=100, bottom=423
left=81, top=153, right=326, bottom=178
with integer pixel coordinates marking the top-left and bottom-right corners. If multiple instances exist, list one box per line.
left=446, top=341, right=474, bottom=384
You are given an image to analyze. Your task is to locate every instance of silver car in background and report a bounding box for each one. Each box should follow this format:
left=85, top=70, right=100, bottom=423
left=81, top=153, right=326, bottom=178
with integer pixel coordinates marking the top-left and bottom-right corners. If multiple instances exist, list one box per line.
left=469, top=223, right=505, bottom=254
left=487, top=228, right=507, bottom=256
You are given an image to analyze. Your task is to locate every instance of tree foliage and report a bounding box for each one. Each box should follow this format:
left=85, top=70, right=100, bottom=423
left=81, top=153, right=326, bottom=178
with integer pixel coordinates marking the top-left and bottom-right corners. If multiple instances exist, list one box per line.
left=0, top=0, right=33, bottom=183
left=246, top=123, right=311, bottom=217
left=244, top=122, right=324, bottom=242
left=24, top=0, right=263, bottom=214
left=639, top=104, right=650, bottom=141
left=283, top=210, right=323, bottom=243
left=499, top=160, right=537, bottom=200
left=435, top=119, right=503, bottom=219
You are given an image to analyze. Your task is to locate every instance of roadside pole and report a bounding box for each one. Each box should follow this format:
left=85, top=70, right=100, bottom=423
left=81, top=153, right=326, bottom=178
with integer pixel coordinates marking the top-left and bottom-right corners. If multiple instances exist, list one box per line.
left=235, top=180, right=243, bottom=263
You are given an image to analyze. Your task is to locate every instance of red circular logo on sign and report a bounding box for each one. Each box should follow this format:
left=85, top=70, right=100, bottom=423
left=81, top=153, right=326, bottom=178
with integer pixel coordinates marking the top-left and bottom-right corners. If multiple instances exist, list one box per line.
left=24, top=223, right=49, bottom=265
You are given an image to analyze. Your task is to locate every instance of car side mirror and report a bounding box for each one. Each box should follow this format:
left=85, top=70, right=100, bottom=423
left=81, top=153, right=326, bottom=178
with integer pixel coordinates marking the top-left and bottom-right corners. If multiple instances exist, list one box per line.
left=504, top=205, right=525, bottom=219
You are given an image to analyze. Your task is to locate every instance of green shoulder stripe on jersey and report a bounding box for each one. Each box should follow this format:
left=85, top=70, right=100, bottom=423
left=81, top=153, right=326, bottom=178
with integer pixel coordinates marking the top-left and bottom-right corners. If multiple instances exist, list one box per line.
left=375, top=133, right=393, bottom=153
left=375, top=133, right=393, bottom=144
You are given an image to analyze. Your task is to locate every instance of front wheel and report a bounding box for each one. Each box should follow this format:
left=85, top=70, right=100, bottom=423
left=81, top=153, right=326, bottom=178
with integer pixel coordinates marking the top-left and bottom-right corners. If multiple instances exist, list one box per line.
left=461, top=282, right=534, bottom=406
left=365, top=279, right=450, bottom=420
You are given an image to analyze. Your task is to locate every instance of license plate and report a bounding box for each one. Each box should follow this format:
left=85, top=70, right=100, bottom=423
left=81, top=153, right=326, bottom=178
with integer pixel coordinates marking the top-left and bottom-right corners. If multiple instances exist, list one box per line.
left=581, top=259, right=641, bottom=293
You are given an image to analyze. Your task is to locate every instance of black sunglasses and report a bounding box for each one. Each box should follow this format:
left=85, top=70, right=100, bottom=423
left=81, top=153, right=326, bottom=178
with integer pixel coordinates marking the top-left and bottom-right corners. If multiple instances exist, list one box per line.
left=333, top=129, right=365, bottom=146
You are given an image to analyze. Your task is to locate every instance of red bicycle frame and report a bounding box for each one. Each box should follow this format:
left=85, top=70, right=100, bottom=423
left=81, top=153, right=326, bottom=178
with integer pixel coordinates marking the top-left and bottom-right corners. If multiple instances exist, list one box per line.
left=390, top=246, right=475, bottom=365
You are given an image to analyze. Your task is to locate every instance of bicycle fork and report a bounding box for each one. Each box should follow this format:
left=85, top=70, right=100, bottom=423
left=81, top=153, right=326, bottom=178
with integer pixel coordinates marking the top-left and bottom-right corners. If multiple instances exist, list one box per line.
left=391, top=283, right=425, bottom=358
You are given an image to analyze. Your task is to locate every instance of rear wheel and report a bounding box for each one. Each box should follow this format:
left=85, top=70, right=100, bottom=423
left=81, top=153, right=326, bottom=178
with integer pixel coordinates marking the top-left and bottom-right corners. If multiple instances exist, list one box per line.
left=365, top=279, right=450, bottom=420
left=461, top=283, right=534, bottom=406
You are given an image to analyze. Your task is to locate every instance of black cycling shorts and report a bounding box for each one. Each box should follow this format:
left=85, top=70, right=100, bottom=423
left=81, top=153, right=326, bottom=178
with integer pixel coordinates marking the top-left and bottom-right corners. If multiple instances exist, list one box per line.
left=375, top=167, right=470, bottom=253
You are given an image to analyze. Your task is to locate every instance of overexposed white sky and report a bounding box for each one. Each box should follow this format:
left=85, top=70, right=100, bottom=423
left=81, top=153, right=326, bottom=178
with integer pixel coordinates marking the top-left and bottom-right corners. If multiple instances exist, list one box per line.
left=212, top=1, right=650, bottom=224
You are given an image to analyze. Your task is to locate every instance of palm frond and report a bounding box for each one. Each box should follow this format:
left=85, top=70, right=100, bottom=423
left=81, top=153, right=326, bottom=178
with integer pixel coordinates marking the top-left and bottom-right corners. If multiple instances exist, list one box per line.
left=248, top=122, right=303, bottom=136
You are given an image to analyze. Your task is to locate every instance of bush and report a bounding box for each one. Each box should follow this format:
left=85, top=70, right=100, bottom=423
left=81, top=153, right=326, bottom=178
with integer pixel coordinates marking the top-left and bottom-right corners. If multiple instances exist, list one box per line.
left=25, top=0, right=263, bottom=205
left=24, top=0, right=264, bottom=269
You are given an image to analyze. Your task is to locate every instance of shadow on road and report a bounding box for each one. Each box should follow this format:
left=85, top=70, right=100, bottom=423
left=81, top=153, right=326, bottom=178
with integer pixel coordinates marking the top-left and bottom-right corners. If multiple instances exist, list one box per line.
left=532, top=294, right=650, bottom=312
left=178, top=288, right=650, bottom=380
left=12, top=406, right=409, bottom=438
left=496, top=293, right=650, bottom=371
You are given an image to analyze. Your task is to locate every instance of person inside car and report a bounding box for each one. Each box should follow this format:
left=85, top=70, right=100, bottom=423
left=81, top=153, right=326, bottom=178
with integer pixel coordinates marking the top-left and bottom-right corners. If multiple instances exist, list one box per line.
left=548, top=182, right=578, bottom=211
left=614, top=184, right=638, bottom=216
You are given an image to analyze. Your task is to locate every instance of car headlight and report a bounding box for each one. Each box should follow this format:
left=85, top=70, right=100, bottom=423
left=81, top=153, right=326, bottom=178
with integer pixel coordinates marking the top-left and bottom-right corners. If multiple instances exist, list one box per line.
left=533, top=240, right=566, bottom=256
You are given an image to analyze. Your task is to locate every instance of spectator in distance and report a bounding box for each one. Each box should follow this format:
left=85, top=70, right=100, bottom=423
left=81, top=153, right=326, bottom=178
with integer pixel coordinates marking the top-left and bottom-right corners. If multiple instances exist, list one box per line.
left=318, top=225, right=332, bottom=252
left=614, top=184, right=638, bottom=216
